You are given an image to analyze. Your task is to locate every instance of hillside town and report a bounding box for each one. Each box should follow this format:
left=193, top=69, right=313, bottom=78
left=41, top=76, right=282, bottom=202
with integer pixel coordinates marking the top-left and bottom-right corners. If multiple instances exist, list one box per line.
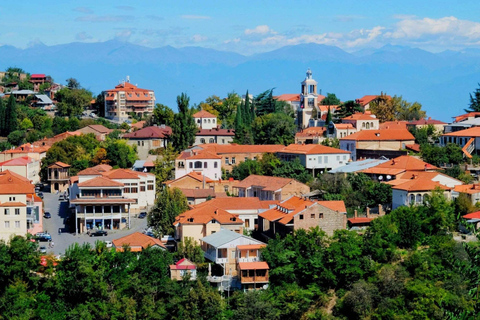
left=1, top=66, right=480, bottom=318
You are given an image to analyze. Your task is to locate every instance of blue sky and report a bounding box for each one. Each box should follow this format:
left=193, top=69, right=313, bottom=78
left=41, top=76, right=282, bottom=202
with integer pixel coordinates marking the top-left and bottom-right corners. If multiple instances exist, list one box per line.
left=1, top=1, right=480, bottom=54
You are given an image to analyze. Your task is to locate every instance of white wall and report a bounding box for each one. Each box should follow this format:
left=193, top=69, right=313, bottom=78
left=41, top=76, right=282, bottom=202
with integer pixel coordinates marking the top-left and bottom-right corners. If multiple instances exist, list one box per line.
left=176, top=158, right=222, bottom=180
left=305, top=153, right=350, bottom=170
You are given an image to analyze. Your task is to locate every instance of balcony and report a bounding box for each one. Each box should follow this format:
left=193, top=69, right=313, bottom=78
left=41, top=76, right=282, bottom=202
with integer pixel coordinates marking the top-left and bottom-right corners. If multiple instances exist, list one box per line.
left=204, top=249, right=229, bottom=264
left=237, top=256, right=261, bottom=263
left=240, top=275, right=269, bottom=284
left=48, top=173, right=69, bottom=181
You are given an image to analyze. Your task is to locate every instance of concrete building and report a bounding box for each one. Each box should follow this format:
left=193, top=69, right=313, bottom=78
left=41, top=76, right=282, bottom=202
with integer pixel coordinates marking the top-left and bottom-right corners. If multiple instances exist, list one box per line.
left=104, top=80, right=155, bottom=122
left=0, top=156, right=40, bottom=185
left=193, top=110, right=218, bottom=130
left=391, top=178, right=452, bottom=210
left=175, top=150, right=222, bottom=180
left=170, top=258, right=197, bottom=281
left=298, top=69, right=322, bottom=129
left=258, top=196, right=347, bottom=238
left=113, top=232, right=166, bottom=252
left=192, top=110, right=235, bottom=145
left=47, top=162, right=71, bottom=193
left=75, top=125, right=113, bottom=141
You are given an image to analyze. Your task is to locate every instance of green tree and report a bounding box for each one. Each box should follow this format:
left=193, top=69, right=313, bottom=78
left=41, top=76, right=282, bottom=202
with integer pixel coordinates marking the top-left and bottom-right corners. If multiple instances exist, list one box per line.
left=254, top=89, right=280, bottom=116
left=105, top=139, right=137, bottom=168
left=171, top=93, right=197, bottom=152
left=151, top=103, right=175, bottom=126
left=0, top=98, right=5, bottom=136
left=321, top=93, right=341, bottom=105
left=272, top=158, right=312, bottom=183
left=464, top=83, right=480, bottom=112
left=55, top=87, right=93, bottom=117
left=7, top=130, right=25, bottom=146
left=231, top=291, right=278, bottom=320
left=234, top=91, right=255, bottom=144
left=175, top=237, right=205, bottom=264
left=148, top=187, right=188, bottom=236
left=66, top=78, right=81, bottom=89
left=336, top=100, right=362, bottom=118
left=153, top=145, right=178, bottom=188
left=5, top=94, right=18, bottom=135
left=252, top=113, right=295, bottom=145
left=220, top=92, right=240, bottom=128
left=326, top=106, right=333, bottom=124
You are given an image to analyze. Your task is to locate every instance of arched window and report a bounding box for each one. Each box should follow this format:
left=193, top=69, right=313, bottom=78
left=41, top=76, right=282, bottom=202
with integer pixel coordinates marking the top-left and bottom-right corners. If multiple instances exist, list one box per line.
left=410, top=194, right=415, bottom=204
left=204, top=162, right=208, bottom=168
left=200, top=138, right=205, bottom=144
left=362, top=122, right=365, bottom=128
left=194, top=161, right=202, bottom=169
left=366, top=122, right=370, bottom=129
left=209, top=138, right=215, bottom=143
left=371, top=122, right=374, bottom=128
left=208, top=119, right=211, bottom=123
left=416, top=194, right=422, bottom=203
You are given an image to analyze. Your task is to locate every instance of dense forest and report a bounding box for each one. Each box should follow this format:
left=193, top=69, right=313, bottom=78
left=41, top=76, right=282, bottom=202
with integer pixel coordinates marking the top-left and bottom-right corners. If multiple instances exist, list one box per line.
left=0, top=191, right=479, bottom=319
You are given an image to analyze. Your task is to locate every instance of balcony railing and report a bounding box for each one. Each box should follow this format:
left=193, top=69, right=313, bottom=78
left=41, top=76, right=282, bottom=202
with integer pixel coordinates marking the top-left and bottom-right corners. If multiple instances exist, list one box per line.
left=204, top=250, right=228, bottom=264
left=240, top=275, right=269, bottom=283
left=237, top=257, right=261, bottom=263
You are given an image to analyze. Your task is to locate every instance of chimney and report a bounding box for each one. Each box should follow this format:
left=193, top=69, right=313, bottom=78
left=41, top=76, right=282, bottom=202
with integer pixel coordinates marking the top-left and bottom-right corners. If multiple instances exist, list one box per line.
left=366, top=207, right=370, bottom=218
left=424, top=164, right=427, bottom=171
left=354, top=210, right=358, bottom=218
left=378, top=204, right=385, bottom=216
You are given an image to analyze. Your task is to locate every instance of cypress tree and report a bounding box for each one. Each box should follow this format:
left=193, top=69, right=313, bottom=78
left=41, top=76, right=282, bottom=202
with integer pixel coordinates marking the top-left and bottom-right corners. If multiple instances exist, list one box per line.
left=171, top=93, right=197, bottom=152
left=5, top=94, right=17, bottom=135
left=0, top=98, right=5, bottom=136
left=234, top=100, right=245, bottom=143
left=326, top=106, right=332, bottom=125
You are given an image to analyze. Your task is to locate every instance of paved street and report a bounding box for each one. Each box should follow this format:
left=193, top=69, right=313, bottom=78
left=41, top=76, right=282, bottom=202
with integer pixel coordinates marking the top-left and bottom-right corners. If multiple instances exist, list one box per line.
left=41, top=191, right=148, bottom=255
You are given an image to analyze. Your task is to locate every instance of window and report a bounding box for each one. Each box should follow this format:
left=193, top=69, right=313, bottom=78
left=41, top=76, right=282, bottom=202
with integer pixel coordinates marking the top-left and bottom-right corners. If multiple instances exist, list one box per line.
left=4, top=209, right=9, bottom=215
left=209, top=138, right=215, bottom=143
left=189, top=162, right=193, bottom=168
left=343, top=155, right=347, bottom=160
left=214, top=162, right=218, bottom=168
left=319, top=213, right=324, bottom=219
left=224, top=186, right=229, bottom=192
left=9, top=197, right=15, bottom=201
left=318, top=157, right=322, bottom=164
left=213, top=119, right=216, bottom=123
left=225, top=157, right=230, bottom=164
left=222, top=139, right=225, bottom=143
left=311, top=214, right=315, bottom=219
left=215, top=173, right=217, bottom=179
left=137, top=141, right=141, bottom=146
left=140, top=186, right=146, bottom=192
left=336, top=156, right=340, bottom=161
left=324, top=156, right=328, bottom=163
left=197, top=119, right=201, bottom=124
left=245, top=219, right=250, bottom=228
left=308, top=98, right=314, bottom=106
left=194, top=161, right=202, bottom=169
left=203, top=162, right=207, bottom=168
left=4, top=221, right=9, bottom=228
left=131, top=187, right=138, bottom=193
left=141, top=141, right=144, bottom=146
left=15, top=209, right=20, bottom=215
left=208, top=119, right=211, bottom=123
left=200, top=138, right=205, bottom=144
left=299, top=214, right=304, bottom=220
left=232, top=157, right=236, bottom=164
left=245, top=157, right=249, bottom=161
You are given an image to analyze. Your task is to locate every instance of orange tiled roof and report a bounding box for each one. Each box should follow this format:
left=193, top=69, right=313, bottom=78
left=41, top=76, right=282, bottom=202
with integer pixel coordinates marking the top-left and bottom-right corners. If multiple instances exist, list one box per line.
left=48, top=161, right=70, bottom=168
left=77, top=167, right=103, bottom=176
left=339, top=129, right=414, bottom=141
left=463, top=211, right=480, bottom=219
left=454, top=184, right=480, bottom=194
left=0, top=170, right=34, bottom=194
left=179, top=188, right=216, bottom=198
left=0, top=201, right=27, bottom=207
left=454, top=112, right=480, bottom=123
left=356, top=95, right=391, bottom=106
left=318, top=105, right=339, bottom=113
left=166, top=172, right=215, bottom=185
left=238, top=261, right=269, bottom=270
left=279, top=144, right=350, bottom=155
left=391, top=178, right=451, bottom=192
left=295, top=127, right=326, bottom=138
left=174, top=204, right=244, bottom=226
left=131, top=121, right=146, bottom=130
left=442, top=127, right=480, bottom=137
left=348, top=217, right=374, bottom=225
left=102, top=169, right=144, bottom=180
left=193, top=197, right=277, bottom=211
left=192, top=110, right=216, bottom=118
left=363, top=155, right=439, bottom=172
left=234, top=175, right=309, bottom=192
left=318, top=200, right=347, bottom=212
left=78, top=176, right=124, bottom=188
left=379, top=121, right=408, bottom=130
left=335, top=123, right=355, bottom=129
left=405, top=144, right=421, bottom=152
left=407, top=118, right=446, bottom=126
left=274, top=94, right=301, bottom=102
left=237, top=244, right=266, bottom=250
left=342, top=113, right=378, bottom=121
left=199, top=143, right=285, bottom=155
left=0, top=156, right=35, bottom=167
left=113, top=232, right=165, bottom=251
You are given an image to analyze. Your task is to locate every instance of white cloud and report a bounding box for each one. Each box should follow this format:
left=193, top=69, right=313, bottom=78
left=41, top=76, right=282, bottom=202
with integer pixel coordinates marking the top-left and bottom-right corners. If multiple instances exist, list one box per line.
left=245, top=25, right=275, bottom=35
left=388, top=16, right=480, bottom=40
left=181, top=15, right=210, bottom=20
left=115, top=29, right=134, bottom=40
left=224, top=38, right=240, bottom=44
left=192, top=34, right=208, bottom=42
left=75, top=32, right=93, bottom=41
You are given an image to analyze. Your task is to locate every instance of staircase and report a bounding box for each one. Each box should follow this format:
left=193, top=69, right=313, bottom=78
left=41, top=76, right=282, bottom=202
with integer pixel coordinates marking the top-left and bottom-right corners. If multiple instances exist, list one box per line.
left=462, top=138, right=475, bottom=159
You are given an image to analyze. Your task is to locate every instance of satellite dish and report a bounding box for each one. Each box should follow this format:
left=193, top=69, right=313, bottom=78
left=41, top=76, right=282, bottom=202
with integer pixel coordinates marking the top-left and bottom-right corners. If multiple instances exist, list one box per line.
left=386, top=175, right=391, bottom=180
left=378, top=176, right=383, bottom=180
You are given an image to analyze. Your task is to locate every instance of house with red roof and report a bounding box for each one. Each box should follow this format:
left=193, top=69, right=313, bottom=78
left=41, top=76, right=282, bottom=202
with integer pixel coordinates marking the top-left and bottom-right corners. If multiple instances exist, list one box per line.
left=406, top=117, right=447, bottom=135
left=104, top=80, right=155, bottom=122
left=165, top=172, right=238, bottom=196
left=355, top=94, right=391, bottom=111
left=47, top=162, right=71, bottom=193
left=462, top=211, right=480, bottom=229
left=193, top=110, right=218, bottom=130
left=0, top=170, right=36, bottom=242
left=123, top=125, right=172, bottom=159
left=339, top=129, right=415, bottom=160
left=0, top=156, right=40, bottom=184
left=360, top=155, right=440, bottom=181
left=391, top=177, right=452, bottom=209
left=258, top=196, right=347, bottom=238
left=75, top=124, right=113, bottom=141
left=276, top=144, right=351, bottom=173
left=327, top=112, right=380, bottom=139
left=113, top=232, right=166, bottom=252
left=440, top=127, right=480, bottom=158
left=29, top=74, right=51, bottom=92
left=192, top=110, right=235, bottom=146
left=69, top=165, right=155, bottom=233
left=295, top=126, right=326, bottom=144
left=170, top=258, right=197, bottom=281
left=454, top=184, right=480, bottom=206
left=234, top=175, right=310, bottom=201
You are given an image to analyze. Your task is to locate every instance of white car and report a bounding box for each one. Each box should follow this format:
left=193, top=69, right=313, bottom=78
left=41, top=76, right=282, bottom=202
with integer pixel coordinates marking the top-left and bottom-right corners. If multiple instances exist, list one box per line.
left=104, top=240, right=112, bottom=248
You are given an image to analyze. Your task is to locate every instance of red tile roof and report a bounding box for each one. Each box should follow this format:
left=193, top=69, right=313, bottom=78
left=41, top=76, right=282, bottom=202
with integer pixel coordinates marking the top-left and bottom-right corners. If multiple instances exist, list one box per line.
left=335, top=123, right=355, bottom=129
left=192, top=110, right=216, bottom=118
left=391, top=178, right=451, bottom=192
left=113, top=232, right=166, bottom=251
left=102, top=169, right=145, bottom=180
left=274, top=94, right=301, bottom=102
left=177, top=150, right=222, bottom=160
left=199, top=143, right=285, bottom=154
left=123, top=126, right=172, bottom=139
left=48, top=161, right=70, bottom=168
left=463, top=211, right=480, bottom=219
left=318, top=200, right=347, bottom=212
left=238, top=261, right=269, bottom=270
left=356, top=95, right=391, bottom=106
left=0, top=170, right=34, bottom=194
left=170, top=258, right=196, bottom=270
left=295, top=126, right=326, bottom=138
left=279, top=144, right=350, bottom=155
left=0, top=156, right=35, bottom=167
left=405, top=144, right=421, bottom=152
left=339, top=129, right=414, bottom=141
left=407, top=118, right=446, bottom=125
left=179, top=188, right=216, bottom=198
left=379, top=121, right=408, bottom=130
left=454, top=112, right=480, bottom=123
left=77, top=167, right=103, bottom=176
left=78, top=176, right=124, bottom=188
left=193, top=197, right=277, bottom=211
left=131, top=121, right=146, bottom=130
left=348, top=217, right=374, bottom=225
left=342, top=113, right=378, bottom=121
left=0, top=201, right=27, bottom=207
left=362, top=156, right=439, bottom=172
left=174, top=204, right=244, bottom=226
left=454, top=184, right=480, bottom=194
left=30, top=74, right=46, bottom=78
left=442, top=127, right=480, bottom=137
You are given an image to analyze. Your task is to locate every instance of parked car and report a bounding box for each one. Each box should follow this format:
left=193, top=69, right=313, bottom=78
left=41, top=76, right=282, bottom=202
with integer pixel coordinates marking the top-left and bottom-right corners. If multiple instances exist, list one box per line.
left=90, top=230, right=108, bottom=237
left=44, top=212, right=51, bottom=219
left=35, top=232, right=52, bottom=241
left=39, top=246, right=47, bottom=254
left=104, top=240, right=112, bottom=248
left=37, top=192, right=44, bottom=199
left=138, top=212, right=147, bottom=219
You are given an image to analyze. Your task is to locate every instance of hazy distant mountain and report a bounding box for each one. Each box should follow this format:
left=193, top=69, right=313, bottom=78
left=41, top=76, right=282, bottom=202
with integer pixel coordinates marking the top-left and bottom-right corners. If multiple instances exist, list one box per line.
left=1, top=41, right=479, bottom=121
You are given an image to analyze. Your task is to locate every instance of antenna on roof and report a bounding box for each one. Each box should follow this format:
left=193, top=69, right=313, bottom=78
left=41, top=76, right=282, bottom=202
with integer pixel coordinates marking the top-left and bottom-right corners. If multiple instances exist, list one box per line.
left=126, top=75, right=130, bottom=83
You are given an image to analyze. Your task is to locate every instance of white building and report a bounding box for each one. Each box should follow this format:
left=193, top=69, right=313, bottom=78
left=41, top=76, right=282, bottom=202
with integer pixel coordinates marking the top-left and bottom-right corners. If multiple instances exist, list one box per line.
left=298, top=69, right=321, bottom=129
left=193, top=110, right=218, bottom=130
left=276, top=144, right=351, bottom=173
left=175, top=150, right=222, bottom=180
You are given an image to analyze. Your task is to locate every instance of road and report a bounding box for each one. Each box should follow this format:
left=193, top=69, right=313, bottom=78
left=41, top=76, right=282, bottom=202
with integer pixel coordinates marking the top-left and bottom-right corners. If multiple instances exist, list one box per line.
left=41, top=191, right=148, bottom=255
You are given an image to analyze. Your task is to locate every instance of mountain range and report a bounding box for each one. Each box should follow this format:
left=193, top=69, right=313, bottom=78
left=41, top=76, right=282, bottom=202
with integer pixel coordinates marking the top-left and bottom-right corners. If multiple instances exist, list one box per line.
left=1, top=40, right=480, bottom=121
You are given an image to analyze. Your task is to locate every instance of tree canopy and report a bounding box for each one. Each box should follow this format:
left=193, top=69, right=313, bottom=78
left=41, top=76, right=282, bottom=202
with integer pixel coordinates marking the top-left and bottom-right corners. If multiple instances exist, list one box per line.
left=465, top=83, right=480, bottom=112
left=321, top=93, right=341, bottom=105
left=335, top=100, right=362, bottom=118
left=171, top=93, right=197, bottom=152
left=370, top=95, right=426, bottom=122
